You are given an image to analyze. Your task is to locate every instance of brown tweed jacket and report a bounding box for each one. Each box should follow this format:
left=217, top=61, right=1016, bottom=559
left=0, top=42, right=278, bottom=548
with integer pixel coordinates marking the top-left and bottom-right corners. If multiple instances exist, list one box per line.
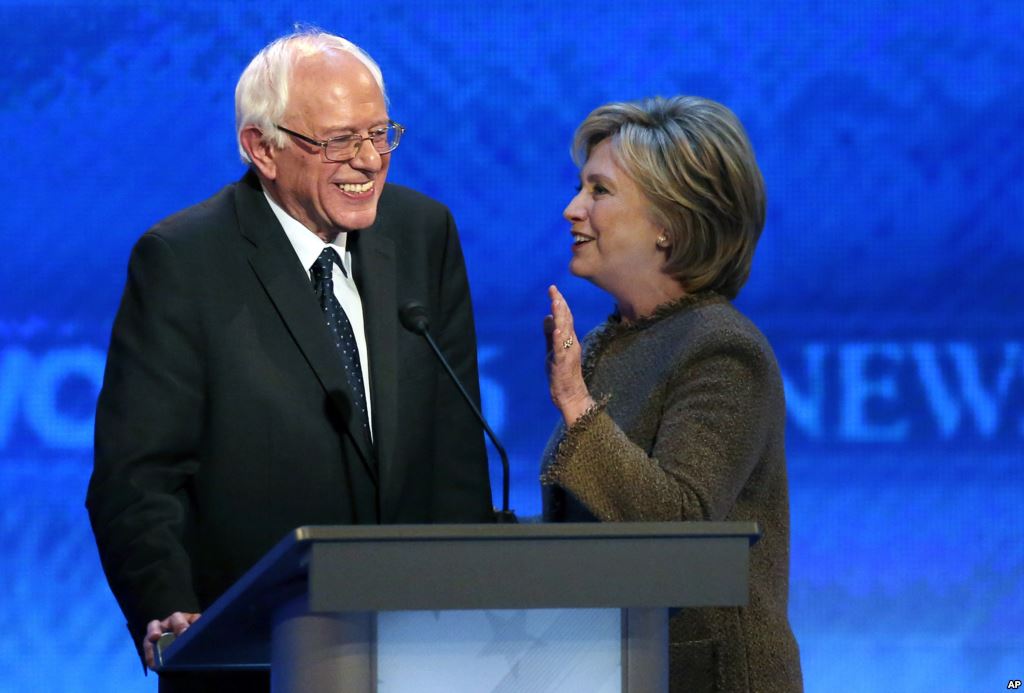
left=542, top=291, right=803, bottom=693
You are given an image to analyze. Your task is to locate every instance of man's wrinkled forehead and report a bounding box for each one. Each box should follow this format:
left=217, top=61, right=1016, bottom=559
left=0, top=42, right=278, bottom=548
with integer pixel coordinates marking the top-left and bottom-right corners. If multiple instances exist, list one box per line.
left=289, top=44, right=387, bottom=103
left=284, top=53, right=386, bottom=129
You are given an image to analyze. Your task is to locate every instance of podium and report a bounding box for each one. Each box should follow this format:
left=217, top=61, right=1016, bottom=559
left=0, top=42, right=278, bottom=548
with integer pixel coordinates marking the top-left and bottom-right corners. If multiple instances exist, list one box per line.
left=154, top=522, right=759, bottom=692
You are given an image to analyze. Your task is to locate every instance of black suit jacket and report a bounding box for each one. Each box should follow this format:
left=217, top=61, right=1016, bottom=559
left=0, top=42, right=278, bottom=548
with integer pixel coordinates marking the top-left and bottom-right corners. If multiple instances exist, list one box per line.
left=87, top=171, right=494, bottom=651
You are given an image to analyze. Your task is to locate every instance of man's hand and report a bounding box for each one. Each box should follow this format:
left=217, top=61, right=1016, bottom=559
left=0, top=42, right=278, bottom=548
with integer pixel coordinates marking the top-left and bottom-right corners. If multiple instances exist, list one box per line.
left=143, top=611, right=201, bottom=669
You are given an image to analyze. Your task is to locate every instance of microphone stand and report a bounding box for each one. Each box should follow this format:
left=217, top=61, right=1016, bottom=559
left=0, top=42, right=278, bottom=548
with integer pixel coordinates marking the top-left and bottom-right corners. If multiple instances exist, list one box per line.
left=400, top=303, right=517, bottom=523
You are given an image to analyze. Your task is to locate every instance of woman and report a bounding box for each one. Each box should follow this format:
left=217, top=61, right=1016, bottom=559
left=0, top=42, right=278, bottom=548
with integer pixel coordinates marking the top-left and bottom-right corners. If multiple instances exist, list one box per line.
left=542, top=96, right=803, bottom=692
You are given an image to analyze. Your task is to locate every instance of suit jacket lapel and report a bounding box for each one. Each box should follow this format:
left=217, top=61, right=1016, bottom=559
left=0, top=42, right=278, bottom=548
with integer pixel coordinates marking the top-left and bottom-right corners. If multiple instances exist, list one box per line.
left=234, top=172, right=377, bottom=479
left=350, top=213, right=399, bottom=505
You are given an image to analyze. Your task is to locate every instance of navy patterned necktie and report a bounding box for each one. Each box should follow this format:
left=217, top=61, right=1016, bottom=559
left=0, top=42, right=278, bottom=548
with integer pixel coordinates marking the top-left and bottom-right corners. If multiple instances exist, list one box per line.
left=310, top=247, right=372, bottom=445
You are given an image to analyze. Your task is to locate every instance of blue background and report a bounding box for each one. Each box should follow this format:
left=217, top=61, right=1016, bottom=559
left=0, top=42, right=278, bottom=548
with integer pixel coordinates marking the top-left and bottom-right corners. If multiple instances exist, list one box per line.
left=1, top=1, right=1022, bottom=690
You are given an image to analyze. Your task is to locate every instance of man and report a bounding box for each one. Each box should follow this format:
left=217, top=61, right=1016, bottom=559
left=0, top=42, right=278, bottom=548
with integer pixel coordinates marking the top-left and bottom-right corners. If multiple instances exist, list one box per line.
left=86, top=30, right=494, bottom=691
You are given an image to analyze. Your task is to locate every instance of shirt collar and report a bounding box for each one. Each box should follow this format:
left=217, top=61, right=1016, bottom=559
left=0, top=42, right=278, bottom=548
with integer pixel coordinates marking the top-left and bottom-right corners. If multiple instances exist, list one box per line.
left=263, top=190, right=349, bottom=275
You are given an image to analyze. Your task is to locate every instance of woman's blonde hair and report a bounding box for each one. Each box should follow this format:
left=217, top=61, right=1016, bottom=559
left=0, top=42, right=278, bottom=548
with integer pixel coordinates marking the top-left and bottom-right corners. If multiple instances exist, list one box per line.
left=573, top=96, right=766, bottom=299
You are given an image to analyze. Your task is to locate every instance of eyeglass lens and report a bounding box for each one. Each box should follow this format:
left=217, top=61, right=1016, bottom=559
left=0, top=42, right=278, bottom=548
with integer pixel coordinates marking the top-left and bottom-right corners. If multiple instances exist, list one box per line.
left=324, top=125, right=401, bottom=161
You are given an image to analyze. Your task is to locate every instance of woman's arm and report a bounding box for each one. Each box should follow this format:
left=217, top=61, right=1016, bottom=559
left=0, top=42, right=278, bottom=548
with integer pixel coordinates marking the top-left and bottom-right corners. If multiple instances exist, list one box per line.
left=543, top=291, right=777, bottom=522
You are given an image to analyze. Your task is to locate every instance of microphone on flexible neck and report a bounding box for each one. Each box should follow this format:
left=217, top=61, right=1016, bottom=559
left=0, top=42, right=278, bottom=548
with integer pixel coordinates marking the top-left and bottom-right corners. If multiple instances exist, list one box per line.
left=399, top=301, right=516, bottom=523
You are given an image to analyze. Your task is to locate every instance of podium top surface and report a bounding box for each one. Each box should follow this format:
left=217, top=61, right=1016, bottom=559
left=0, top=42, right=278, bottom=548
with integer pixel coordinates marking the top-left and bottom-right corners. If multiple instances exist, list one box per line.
left=287, top=521, right=759, bottom=543
left=157, top=522, right=759, bottom=671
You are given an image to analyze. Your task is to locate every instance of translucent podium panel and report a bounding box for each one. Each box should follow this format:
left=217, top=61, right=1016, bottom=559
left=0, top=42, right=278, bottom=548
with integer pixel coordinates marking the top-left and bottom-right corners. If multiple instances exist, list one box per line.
left=377, top=609, right=622, bottom=693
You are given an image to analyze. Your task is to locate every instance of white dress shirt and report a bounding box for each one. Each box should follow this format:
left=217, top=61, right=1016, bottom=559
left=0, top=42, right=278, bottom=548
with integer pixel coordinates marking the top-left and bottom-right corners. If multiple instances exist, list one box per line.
left=263, top=191, right=373, bottom=437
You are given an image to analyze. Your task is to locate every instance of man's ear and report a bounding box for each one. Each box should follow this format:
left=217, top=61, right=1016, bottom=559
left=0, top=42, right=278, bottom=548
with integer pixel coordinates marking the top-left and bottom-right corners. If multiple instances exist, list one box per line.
left=240, top=126, right=278, bottom=180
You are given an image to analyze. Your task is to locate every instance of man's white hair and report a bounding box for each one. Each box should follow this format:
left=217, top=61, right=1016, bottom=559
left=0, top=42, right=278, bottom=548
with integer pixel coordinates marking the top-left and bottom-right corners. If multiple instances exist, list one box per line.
left=234, top=28, right=388, bottom=164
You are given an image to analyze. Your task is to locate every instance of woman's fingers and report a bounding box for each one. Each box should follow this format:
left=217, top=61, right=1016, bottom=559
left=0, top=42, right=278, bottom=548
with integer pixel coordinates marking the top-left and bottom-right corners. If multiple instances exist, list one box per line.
left=544, top=285, right=594, bottom=424
left=554, top=286, right=574, bottom=334
left=548, top=285, right=577, bottom=352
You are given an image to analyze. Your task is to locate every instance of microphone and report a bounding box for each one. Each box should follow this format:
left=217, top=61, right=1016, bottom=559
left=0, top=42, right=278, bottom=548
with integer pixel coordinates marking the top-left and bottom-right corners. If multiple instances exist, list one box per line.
left=399, top=301, right=517, bottom=523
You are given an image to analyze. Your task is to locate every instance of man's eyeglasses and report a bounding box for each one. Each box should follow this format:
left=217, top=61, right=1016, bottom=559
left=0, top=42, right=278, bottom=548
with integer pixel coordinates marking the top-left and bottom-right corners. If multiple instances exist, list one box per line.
left=275, top=122, right=405, bottom=162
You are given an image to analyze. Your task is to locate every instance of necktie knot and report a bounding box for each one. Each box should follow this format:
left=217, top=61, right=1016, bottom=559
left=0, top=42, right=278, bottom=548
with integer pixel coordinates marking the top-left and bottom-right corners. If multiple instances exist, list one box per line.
left=312, top=247, right=344, bottom=284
